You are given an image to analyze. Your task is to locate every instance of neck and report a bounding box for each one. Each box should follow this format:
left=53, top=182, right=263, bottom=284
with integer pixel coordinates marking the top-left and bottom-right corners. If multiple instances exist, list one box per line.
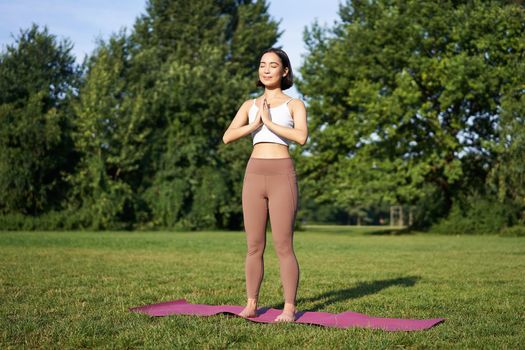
left=264, top=86, right=282, bottom=99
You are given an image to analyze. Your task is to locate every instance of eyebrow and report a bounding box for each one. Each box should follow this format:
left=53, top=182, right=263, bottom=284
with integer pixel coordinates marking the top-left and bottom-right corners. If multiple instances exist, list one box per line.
left=260, top=61, right=280, bottom=65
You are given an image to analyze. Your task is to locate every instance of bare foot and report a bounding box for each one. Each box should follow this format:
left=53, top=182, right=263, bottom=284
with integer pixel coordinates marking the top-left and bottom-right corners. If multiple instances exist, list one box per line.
left=274, top=303, right=296, bottom=322
left=239, top=298, right=258, bottom=318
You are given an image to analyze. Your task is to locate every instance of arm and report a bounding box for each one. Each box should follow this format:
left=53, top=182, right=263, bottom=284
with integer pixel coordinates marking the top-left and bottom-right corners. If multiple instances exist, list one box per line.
left=264, top=99, right=308, bottom=146
left=222, top=100, right=262, bottom=144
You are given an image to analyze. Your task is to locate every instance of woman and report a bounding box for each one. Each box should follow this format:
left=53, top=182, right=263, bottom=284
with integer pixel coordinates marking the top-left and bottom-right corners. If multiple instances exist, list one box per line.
left=222, top=48, right=308, bottom=322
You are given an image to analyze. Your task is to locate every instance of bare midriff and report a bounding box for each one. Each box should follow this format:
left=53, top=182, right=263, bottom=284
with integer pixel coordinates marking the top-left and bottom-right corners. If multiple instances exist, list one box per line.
left=250, top=142, right=290, bottom=159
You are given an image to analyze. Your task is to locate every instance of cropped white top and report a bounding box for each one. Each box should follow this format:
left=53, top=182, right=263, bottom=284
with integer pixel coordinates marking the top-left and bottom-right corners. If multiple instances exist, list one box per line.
left=248, top=98, right=294, bottom=146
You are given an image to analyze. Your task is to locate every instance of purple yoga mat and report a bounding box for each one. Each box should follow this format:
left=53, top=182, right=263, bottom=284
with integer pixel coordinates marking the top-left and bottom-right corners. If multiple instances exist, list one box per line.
left=129, top=299, right=445, bottom=331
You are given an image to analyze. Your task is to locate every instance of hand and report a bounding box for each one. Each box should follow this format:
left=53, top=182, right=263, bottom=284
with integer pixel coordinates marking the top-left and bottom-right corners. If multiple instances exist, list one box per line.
left=250, top=105, right=263, bottom=131
left=261, top=98, right=272, bottom=125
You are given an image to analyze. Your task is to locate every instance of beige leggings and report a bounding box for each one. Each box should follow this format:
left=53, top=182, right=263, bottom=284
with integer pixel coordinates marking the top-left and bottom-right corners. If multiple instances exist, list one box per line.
left=242, top=157, right=299, bottom=305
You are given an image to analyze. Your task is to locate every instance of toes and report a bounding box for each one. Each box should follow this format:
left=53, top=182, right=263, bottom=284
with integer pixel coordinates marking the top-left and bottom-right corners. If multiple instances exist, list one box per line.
left=274, top=314, right=295, bottom=322
left=239, top=308, right=257, bottom=318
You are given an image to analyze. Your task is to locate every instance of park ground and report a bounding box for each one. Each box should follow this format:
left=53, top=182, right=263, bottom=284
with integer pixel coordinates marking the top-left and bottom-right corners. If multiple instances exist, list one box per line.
left=0, top=226, right=524, bottom=349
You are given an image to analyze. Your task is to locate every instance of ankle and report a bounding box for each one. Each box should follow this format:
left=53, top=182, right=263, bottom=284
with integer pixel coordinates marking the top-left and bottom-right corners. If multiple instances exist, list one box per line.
left=247, top=298, right=257, bottom=306
left=283, top=302, right=296, bottom=312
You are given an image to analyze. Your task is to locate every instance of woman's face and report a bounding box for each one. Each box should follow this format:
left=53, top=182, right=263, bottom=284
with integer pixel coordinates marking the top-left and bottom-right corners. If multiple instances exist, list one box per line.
left=259, top=52, right=287, bottom=88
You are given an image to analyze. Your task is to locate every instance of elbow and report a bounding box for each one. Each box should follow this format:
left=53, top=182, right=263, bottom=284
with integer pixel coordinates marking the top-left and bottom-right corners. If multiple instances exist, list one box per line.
left=298, top=133, right=308, bottom=146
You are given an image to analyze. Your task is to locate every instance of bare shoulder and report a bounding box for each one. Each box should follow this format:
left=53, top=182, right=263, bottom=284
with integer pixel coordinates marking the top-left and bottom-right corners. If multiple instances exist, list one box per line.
left=240, top=98, right=256, bottom=111
left=288, top=98, right=306, bottom=112
left=289, top=98, right=305, bottom=106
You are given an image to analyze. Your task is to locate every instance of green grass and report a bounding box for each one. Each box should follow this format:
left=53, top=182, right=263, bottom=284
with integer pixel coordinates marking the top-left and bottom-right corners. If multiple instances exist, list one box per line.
left=1, top=226, right=524, bottom=349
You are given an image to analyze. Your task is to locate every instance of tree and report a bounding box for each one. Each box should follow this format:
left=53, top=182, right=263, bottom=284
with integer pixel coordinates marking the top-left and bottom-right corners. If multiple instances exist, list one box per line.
left=132, top=0, right=280, bottom=230
left=69, top=0, right=280, bottom=230
left=67, top=32, right=148, bottom=229
left=0, top=24, right=79, bottom=215
left=489, top=66, right=525, bottom=222
left=298, top=0, right=525, bottom=226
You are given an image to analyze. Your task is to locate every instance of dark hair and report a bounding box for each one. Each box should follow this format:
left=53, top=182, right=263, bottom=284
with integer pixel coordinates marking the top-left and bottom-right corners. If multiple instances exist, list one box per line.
left=256, top=48, right=294, bottom=90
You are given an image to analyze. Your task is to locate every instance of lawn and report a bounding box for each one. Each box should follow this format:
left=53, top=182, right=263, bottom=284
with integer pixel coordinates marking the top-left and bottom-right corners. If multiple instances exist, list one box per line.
left=1, top=227, right=524, bottom=349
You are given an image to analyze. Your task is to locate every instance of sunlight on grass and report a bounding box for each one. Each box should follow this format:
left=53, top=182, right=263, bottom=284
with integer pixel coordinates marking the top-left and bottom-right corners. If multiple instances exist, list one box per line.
left=0, top=230, right=523, bottom=348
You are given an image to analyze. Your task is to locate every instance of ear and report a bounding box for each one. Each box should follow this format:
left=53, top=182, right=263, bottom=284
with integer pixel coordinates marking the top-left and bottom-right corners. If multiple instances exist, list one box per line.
left=282, top=67, right=289, bottom=77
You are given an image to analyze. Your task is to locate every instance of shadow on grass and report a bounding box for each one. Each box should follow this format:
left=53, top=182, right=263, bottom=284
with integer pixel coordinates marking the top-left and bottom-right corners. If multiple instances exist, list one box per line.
left=269, top=276, right=420, bottom=311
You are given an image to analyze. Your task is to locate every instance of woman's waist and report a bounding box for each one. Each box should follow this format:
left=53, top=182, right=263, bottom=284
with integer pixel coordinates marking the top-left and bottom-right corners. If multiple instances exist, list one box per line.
left=245, top=155, right=295, bottom=175
left=251, top=142, right=290, bottom=158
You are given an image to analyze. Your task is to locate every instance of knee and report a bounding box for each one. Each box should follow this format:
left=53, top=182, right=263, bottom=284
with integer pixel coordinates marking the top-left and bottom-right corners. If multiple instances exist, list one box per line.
left=274, top=241, right=294, bottom=258
left=247, top=240, right=265, bottom=257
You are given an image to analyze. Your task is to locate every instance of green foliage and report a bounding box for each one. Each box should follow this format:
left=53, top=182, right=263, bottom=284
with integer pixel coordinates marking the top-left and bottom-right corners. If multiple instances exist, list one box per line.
left=129, top=0, right=279, bottom=230
left=0, top=1, right=279, bottom=230
left=66, top=0, right=279, bottom=230
left=143, top=175, right=189, bottom=229
left=499, top=225, right=525, bottom=237
left=67, top=33, right=145, bottom=230
left=297, top=0, right=525, bottom=227
left=410, top=185, right=448, bottom=229
left=301, top=199, right=349, bottom=224
left=0, top=209, right=91, bottom=230
left=430, top=194, right=519, bottom=234
left=487, top=78, right=525, bottom=220
left=4, top=1, right=524, bottom=232
left=186, top=166, right=231, bottom=230
left=0, top=24, right=79, bottom=215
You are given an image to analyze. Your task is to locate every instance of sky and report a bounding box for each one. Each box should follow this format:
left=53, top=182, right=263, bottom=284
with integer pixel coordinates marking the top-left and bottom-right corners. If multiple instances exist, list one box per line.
left=0, top=0, right=343, bottom=98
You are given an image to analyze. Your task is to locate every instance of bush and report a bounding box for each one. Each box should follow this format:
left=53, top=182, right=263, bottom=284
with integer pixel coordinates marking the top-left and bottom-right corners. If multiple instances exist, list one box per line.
left=499, top=225, right=525, bottom=237
left=0, top=206, right=127, bottom=231
left=430, top=194, right=519, bottom=235
left=412, top=186, right=449, bottom=229
left=0, top=211, right=74, bottom=231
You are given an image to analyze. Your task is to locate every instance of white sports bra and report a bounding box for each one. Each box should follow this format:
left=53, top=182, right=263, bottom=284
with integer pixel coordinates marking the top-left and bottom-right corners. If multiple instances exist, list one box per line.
left=248, top=98, right=294, bottom=146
